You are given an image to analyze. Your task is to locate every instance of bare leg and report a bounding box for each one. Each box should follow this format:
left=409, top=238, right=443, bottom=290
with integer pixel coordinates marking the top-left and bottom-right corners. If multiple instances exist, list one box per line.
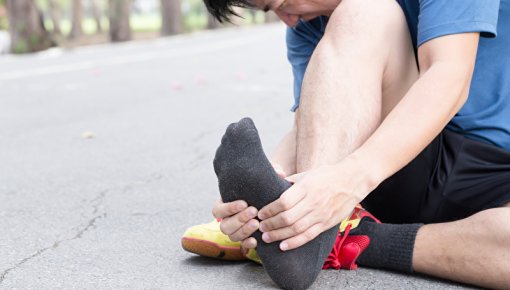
left=292, top=0, right=510, bottom=288
left=296, top=0, right=418, bottom=171
left=414, top=205, right=510, bottom=289
left=269, top=122, right=297, bottom=176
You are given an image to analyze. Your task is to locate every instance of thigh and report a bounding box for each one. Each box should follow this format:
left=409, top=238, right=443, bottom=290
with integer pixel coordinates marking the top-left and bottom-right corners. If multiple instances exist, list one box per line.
left=328, top=0, right=420, bottom=119
left=363, top=129, right=510, bottom=223
left=361, top=131, right=442, bottom=224
left=437, top=132, right=510, bottom=219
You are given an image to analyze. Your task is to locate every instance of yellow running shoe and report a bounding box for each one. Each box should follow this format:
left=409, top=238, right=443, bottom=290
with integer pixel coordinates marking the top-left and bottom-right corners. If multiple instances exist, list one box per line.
left=339, top=205, right=379, bottom=231
left=242, top=247, right=262, bottom=264
left=181, top=219, right=246, bottom=260
left=182, top=206, right=379, bottom=265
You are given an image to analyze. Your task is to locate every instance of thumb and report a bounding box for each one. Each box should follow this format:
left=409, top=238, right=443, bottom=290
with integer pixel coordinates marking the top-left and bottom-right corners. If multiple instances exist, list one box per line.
left=285, top=171, right=307, bottom=184
left=271, top=162, right=287, bottom=178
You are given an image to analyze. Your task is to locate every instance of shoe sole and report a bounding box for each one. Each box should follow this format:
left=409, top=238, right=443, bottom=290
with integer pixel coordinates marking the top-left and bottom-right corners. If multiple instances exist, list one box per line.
left=181, top=237, right=246, bottom=261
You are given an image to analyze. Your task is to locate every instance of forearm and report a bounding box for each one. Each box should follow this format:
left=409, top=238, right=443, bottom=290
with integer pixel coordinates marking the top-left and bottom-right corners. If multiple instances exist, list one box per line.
left=347, top=63, right=472, bottom=195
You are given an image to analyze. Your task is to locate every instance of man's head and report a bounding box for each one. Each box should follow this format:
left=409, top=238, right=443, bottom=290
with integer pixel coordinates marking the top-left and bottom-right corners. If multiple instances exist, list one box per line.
left=204, top=0, right=334, bottom=27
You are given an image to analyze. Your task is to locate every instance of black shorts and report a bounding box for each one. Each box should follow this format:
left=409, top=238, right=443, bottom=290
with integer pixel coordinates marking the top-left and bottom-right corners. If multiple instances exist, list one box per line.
left=362, top=129, right=510, bottom=224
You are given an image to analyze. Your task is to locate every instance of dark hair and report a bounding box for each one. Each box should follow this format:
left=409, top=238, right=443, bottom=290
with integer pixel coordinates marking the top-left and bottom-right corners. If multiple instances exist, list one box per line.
left=203, top=0, right=255, bottom=23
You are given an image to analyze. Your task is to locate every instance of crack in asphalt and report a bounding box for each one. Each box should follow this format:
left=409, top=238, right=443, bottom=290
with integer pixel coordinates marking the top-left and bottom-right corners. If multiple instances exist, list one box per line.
left=90, top=190, right=107, bottom=215
left=0, top=212, right=106, bottom=284
left=0, top=172, right=164, bottom=285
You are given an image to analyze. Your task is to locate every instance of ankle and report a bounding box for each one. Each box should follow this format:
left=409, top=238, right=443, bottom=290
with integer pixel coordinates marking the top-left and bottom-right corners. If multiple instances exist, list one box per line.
left=355, top=220, right=423, bottom=273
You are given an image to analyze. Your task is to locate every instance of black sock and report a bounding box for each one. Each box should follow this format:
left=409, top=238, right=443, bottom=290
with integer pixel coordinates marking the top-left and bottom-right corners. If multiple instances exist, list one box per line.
left=213, top=118, right=339, bottom=290
left=352, top=218, right=422, bottom=273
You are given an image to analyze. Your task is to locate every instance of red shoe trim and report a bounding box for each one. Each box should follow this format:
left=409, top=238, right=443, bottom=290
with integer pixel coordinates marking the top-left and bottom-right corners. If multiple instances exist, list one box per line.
left=339, top=235, right=370, bottom=270
left=323, top=224, right=352, bottom=270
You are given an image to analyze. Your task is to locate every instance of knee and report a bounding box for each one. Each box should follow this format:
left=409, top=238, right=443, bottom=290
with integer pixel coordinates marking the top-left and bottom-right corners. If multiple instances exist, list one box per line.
left=472, top=208, right=510, bottom=242
left=322, top=0, right=407, bottom=48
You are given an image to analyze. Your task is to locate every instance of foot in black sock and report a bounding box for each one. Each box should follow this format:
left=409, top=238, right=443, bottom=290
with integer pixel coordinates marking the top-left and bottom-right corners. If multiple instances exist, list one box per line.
left=350, top=218, right=423, bottom=273
left=213, top=118, right=339, bottom=290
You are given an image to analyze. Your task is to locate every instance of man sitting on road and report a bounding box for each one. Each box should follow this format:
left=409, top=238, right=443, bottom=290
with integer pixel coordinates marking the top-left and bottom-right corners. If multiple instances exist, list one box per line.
left=183, top=0, right=510, bottom=288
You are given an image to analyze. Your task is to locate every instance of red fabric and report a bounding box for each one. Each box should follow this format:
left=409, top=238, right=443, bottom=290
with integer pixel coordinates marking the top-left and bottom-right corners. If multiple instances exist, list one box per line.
left=338, top=235, right=370, bottom=270
left=323, top=224, right=352, bottom=270
left=322, top=224, right=371, bottom=270
left=322, top=207, right=378, bottom=270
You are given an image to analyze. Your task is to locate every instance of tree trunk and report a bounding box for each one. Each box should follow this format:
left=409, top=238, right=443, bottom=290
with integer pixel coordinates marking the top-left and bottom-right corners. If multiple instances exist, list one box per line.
left=47, top=0, right=62, bottom=35
left=109, top=0, right=131, bottom=42
left=69, top=0, right=83, bottom=39
left=5, top=0, right=53, bottom=53
left=206, top=13, right=220, bottom=29
left=160, top=0, right=182, bottom=36
left=90, top=0, right=102, bottom=34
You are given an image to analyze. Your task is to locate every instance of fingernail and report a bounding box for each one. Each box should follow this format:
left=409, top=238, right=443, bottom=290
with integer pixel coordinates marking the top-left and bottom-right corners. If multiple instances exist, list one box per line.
left=262, top=233, right=270, bottom=243
left=259, top=223, right=267, bottom=232
left=237, top=202, right=246, bottom=211
left=280, top=242, right=288, bottom=251
left=248, top=207, right=257, bottom=217
left=258, top=212, right=266, bottom=220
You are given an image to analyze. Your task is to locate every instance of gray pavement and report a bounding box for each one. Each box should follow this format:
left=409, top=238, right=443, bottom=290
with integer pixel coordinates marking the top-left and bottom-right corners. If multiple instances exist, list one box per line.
left=0, top=24, right=478, bottom=289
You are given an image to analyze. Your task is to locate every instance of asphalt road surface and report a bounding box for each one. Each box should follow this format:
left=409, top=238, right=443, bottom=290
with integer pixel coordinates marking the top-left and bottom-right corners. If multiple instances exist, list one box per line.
left=0, top=23, right=479, bottom=289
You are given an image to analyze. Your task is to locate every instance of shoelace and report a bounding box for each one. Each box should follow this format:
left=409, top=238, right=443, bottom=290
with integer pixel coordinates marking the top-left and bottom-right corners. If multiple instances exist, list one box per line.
left=322, top=224, right=352, bottom=270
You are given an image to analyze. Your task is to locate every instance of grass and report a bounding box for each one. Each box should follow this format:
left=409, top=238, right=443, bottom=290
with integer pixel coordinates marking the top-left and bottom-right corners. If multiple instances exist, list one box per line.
left=43, top=11, right=268, bottom=36
left=45, top=14, right=163, bottom=35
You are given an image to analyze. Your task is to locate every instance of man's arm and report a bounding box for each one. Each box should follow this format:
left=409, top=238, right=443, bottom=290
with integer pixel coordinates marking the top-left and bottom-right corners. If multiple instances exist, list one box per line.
left=257, top=32, right=480, bottom=250
left=354, top=33, right=479, bottom=184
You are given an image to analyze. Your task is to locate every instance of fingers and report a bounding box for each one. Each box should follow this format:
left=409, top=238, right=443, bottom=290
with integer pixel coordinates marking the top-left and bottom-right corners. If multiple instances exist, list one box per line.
left=274, top=202, right=357, bottom=250
left=219, top=206, right=258, bottom=236
left=285, top=171, right=306, bottom=184
left=241, top=237, right=257, bottom=249
left=259, top=197, right=311, bottom=232
left=258, top=186, right=305, bottom=220
left=212, top=200, right=260, bottom=245
left=280, top=223, right=323, bottom=251
left=261, top=213, right=315, bottom=243
left=212, top=200, right=248, bottom=219
left=229, top=219, right=259, bottom=242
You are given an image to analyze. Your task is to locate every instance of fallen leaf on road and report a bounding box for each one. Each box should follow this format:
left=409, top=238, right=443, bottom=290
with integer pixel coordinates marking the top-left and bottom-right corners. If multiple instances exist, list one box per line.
left=81, top=131, right=96, bottom=139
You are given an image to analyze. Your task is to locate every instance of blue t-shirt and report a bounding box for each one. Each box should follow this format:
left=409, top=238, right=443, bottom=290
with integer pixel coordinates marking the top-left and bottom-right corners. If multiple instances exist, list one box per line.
left=287, top=0, right=510, bottom=151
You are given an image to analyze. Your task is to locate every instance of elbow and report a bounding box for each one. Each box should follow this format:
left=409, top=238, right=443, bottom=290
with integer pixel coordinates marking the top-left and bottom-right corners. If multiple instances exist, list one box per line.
left=451, top=63, right=474, bottom=113
left=424, top=61, right=474, bottom=114
left=454, top=81, right=471, bottom=116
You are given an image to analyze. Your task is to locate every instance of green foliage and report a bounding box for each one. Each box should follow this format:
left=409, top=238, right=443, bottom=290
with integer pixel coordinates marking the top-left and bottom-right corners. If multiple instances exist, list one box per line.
left=36, top=0, right=71, bottom=11
left=184, top=13, right=207, bottom=31
left=11, top=27, right=51, bottom=54
left=0, top=1, right=6, bottom=30
left=0, top=18, right=7, bottom=30
left=29, top=33, right=41, bottom=47
left=13, top=39, right=28, bottom=54
left=4, top=0, right=270, bottom=54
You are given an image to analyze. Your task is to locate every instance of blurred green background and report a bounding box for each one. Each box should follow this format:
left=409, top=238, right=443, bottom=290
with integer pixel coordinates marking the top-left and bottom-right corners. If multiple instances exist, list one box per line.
left=0, top=0, right=278, bottom=54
